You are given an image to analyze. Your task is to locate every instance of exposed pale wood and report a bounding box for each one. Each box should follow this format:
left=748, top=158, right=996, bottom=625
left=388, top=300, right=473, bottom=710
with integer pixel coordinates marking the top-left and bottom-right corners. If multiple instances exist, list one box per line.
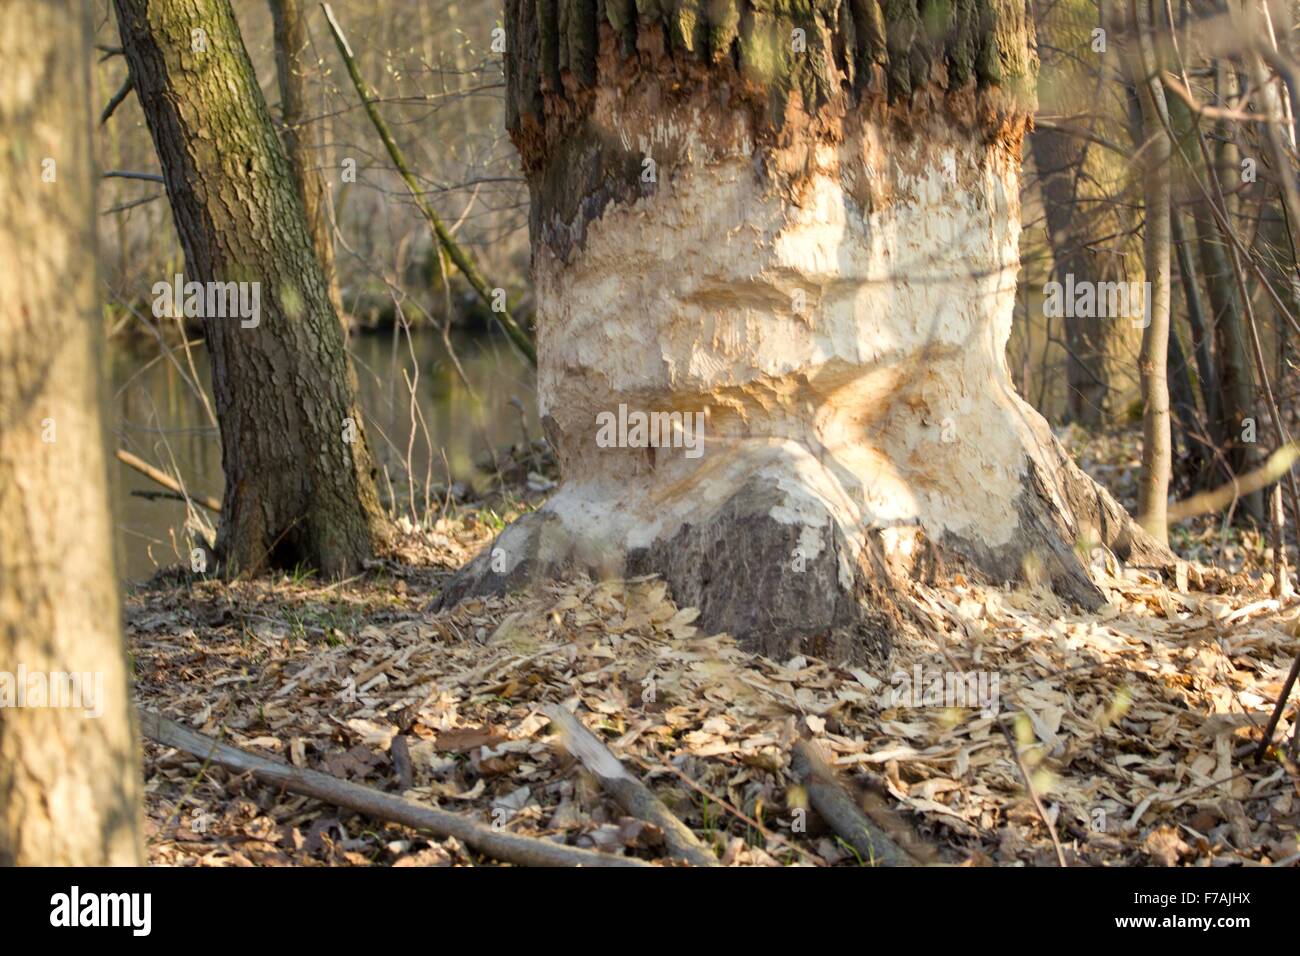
left=141, top=711, right=651, bottom=868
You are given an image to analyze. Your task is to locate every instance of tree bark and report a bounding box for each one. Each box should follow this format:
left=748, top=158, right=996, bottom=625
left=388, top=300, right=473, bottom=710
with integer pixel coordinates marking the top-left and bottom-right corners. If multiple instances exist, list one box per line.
left=440, top=0, right=1171, bottom=661
left=0, top=0, right=142, bottom=865
left=1166, top=94, right=1261, bottom=519
left=1030, top=0, right=1140, bottom=426
left=114, top=0, right=389, bottom=576
left=1171, top=207, right=1221, bottom=462
left=269, top=0, right=345, bottom=325
left=1131, top=0, right=1171, bottom=545
left=1031, top=128, right=1137, bottom=425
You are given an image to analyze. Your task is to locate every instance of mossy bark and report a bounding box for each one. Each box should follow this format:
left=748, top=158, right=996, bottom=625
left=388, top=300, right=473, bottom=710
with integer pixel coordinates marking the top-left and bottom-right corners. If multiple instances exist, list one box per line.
left=510, top=0, right=1035, bottom=122
left=114, top=0, right=389, bottom=576
left=270, top=0, right=345, bottom=326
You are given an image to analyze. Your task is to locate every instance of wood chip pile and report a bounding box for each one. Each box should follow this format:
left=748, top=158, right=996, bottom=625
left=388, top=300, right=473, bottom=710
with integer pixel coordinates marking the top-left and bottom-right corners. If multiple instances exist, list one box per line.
left=130, top=516, right=1300, bottom=867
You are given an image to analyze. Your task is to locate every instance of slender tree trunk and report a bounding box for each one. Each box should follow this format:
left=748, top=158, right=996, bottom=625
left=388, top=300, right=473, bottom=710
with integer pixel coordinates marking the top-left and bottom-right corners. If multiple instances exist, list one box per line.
left=1214, top=62, right=1241, bottom=224
left=1167, top=93, right=1261, bottom=518
left=1195, top=204, right=1258, bottom=474
left=114, top=0, right=388, bottom=576
left=1204, top=62, right=1262, bottom=512
left=1171, top=206, right=1220, bottom=439
left=1165, top=300, right=1204, bottom=488
left=1031, top=0, right=1140, bottom=425
left=1031, top=126, right=1136, bottom=426
left=269, top=0, right=345, bottom=325
left=0, top=0, right=142, bottom=865
left=438, top=0, right=1170, bottom=661
left=1132, top=0, right=1172, bottom=544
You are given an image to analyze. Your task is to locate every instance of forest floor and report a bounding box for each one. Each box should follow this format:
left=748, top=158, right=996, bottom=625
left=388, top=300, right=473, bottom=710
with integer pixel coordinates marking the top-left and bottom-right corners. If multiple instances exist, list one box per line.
left=128, top=428, right=1300, bottom=866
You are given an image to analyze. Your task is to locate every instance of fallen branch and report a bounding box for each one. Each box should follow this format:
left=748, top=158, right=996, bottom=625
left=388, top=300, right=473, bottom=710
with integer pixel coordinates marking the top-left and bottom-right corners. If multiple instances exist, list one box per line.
left=320, top=3, right=536, bottom=367
left=141, top=710, right=649, bottom=868
left=790, top=739, right=916, bottom=867
left=637, top=754, right=826, bottom=865
left=547, top=706, right=718, bottom=866
left=117, top=449, right=221, bottom=513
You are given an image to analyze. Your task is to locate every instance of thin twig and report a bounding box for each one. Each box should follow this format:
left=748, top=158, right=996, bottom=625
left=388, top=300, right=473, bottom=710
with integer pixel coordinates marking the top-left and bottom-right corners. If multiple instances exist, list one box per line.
left=998, top=716, right=1069, bottom=867
left=100, top=74, right=134, bottom=125
left=634, top=754, right=826, bottom=865
left=116, top=449, right=221, bottom=513
left=320, top=3, right=535, bottom=366
left=1254, top=646, right=1300, bottom=762
left=102, top=169, right=164, bottom=183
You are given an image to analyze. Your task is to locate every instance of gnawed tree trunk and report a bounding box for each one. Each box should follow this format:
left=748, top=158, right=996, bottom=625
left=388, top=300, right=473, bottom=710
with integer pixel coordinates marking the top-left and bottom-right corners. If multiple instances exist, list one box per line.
left=0, top=0, right=142, bottom=864
left=269, top=0, right=345, bottom=325
left=440, top=0, right=1170, bottom=660
left=114, top=0, right=388, bottom=576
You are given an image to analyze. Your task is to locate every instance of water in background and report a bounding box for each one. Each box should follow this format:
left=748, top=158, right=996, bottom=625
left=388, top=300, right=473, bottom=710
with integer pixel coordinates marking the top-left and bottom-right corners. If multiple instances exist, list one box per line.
left=110, top=330, right=537, bottom=581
